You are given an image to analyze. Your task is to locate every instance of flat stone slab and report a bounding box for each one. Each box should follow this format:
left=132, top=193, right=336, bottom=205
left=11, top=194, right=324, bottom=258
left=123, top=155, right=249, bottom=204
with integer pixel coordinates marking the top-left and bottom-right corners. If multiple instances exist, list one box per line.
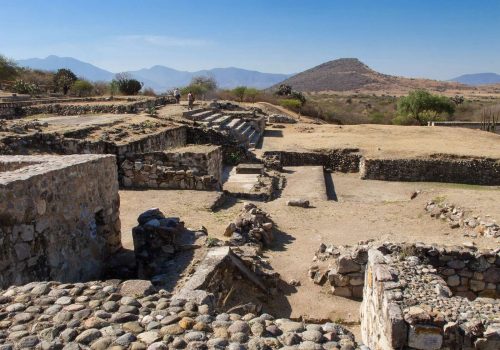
left=235, top=163, right=264, bottom=174
left=281, top=166, right=327, bottom=201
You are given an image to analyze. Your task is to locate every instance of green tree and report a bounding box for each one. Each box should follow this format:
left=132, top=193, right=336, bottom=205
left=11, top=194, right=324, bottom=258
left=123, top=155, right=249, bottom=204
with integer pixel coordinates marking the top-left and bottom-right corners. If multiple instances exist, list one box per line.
left=70, top=79, right=94, bottom=97
left=53, top=68, right=77, bottom=95
left=0, top=55, right=19, bottom=83
left=114, top=73, right=143, bottom=95
left=245, top=88, right=260, bottom=102
left=397, top=89, right=455, bottom=125
left=232, top=86, right=247, bottom=102
left=276, top=84, right=292, bottom=96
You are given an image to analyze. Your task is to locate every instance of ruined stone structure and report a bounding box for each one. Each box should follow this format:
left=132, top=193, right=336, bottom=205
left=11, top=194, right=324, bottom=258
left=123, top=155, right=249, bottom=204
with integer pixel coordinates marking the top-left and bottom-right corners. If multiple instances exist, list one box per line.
left=428, top=121, right=500, bottom=135
left=361, top=247, right=500, bottom=349
left=184, top=107, right=266, bottom=148
left=121, top=145, right=223, bottom=190
left=0, top=96, right=174, bottom=119
left=360, top=155, right=500, bottom=186
left=310, top=242, right=500, bottom=349
left=0, top=155, right=121, bottom=288
left=263, top=150, right=500, bottom=186
left=263, top=149, right=362, bottom=173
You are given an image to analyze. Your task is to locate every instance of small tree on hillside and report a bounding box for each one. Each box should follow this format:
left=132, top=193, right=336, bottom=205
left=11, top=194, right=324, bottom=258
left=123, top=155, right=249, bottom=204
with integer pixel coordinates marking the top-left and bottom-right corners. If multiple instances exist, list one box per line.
left=397, top=89, right=455, bottom=125
left=53, top=68, right=77, bottom=95
left=276, top=84, right=292, bottom=96
left=0, top=55, right=19, bottom=86
left=232, top=86, right=247, bottom=102
left=181, top=76, right=217, bottom=100
left=70, top=79, right=94, bottom=97
left=245, top=88, right=260, bottom=102
left=114, top=73, right=143, bottom=95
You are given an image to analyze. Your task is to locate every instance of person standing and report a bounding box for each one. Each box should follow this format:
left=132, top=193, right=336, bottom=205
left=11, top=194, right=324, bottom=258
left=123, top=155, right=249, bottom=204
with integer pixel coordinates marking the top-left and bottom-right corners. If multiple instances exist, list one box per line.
left=173, top=88, right=181, bottom=104
left=187, top=91, right=195, bottom=110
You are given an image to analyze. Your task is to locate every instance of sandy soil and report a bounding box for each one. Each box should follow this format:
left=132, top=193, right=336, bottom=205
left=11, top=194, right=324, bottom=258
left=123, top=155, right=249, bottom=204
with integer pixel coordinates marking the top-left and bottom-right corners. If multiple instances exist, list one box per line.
left=259, top=123, right=500, bottom=158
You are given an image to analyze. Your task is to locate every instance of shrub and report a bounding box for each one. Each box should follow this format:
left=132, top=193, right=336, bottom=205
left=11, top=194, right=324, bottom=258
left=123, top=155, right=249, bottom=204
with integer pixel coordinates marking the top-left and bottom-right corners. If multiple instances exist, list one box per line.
left=70, top=79, right=94, bottom=97
left=181, top=76, right=217, bottom=100
left=114, top=73, right=143, bottom=95
left=280, top=98, right=303, bottom=111
left=0, top=55, right=19, bottom=82
left=93, top=81, right=110, bottom=96
left=142, top=87, right=156, bottom=96
left=245, top=88, right=260, bottom=102
left=11, top=80, right=40, bottom=95
left=370, top=112, right=385, bottom=124
left=232, top=86, right=247, bottom=102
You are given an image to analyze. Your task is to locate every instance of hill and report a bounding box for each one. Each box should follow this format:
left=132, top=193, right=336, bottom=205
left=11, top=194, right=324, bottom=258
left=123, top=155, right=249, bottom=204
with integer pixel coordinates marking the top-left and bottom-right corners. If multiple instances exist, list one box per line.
left=16, top=55, right=290, bottom=91
left=275, top=58, right=467, bottom=93
left=450, top=72, right=500, bottom=86
left=16, top=55, right=115, bottom=82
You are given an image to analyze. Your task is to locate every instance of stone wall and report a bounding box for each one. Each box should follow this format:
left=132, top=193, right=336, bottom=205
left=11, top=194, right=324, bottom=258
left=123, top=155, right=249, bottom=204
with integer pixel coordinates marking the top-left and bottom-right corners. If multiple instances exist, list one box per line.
left=360, top=247, right=500, bottom=350
left=311, top=242, right=500, bottom=302
left=263, top=149, right=361, bottom=172
left=0, top=155, right=121, bottom=288
left=360, top=155, right=500, bottom=185
left=120, top=145, right=223, bottom=190
left=3, top=96, right=174, bottom=118
left=428, top=121, right=500, bottom=135
left=0, top=126, right=187, bottom=163
left=186, top=126, right=257, bottom=165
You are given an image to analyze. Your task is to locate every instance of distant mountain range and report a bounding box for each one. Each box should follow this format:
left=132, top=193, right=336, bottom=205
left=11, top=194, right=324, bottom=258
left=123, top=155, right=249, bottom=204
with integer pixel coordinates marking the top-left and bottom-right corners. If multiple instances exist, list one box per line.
left=449, top=73, right=500, bottom=86
left=16, top=55, right=499, bottom=93
left=16, top=55, right=292, bottom=91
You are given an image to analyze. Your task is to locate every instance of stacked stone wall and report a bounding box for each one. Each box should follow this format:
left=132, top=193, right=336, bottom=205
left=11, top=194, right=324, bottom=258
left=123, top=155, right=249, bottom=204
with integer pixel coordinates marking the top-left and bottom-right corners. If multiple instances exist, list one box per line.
left=2, top=96, right=174, bottom=119
left=0, top=126, right=187, bottom=162
left=0, top=155, right=121, bottom=289
left=120, top=145, right=223, bottom=190
left=360, top=156, right=500, bottom=185
left=311, top=242, right=500, bottom=302
left=361, top=247, right=500, bottom=349
left=263, top=149, right=361, bottom=173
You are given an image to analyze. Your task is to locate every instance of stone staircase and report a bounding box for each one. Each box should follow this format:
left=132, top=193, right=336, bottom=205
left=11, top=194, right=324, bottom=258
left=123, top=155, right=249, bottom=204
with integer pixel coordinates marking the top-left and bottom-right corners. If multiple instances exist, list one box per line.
left=184, top=108, right=264, bottom=148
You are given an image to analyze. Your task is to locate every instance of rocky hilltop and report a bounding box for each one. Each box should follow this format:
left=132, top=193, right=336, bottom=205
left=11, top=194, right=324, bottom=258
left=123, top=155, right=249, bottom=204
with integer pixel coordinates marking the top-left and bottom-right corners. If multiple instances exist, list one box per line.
left=276, top=58, right=467, bottom=93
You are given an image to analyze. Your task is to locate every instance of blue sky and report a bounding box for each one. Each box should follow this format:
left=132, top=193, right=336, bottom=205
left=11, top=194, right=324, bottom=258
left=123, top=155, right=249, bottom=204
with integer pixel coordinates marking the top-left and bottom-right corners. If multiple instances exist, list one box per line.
left=1, top=0, right=499, bottom=79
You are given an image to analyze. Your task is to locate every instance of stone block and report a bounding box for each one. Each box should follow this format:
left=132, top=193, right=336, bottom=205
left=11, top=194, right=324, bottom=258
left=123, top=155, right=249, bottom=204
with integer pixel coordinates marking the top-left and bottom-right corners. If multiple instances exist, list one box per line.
left=331, top=286, right=352, bottom=297
left=337, top=255, right=361, bottom=274
left=447, top=275, right=460, bottom=287
left=408, top=325, right=443, bottom=350
left=470, top=279, right=486, bottom=292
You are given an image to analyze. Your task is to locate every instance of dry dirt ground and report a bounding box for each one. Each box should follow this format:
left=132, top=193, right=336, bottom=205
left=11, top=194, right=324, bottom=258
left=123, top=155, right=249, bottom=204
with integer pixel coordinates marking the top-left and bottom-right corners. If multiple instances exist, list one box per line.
left=119, top=171, right=500, bottom=338
left=258, top=123, right=500, bottom=158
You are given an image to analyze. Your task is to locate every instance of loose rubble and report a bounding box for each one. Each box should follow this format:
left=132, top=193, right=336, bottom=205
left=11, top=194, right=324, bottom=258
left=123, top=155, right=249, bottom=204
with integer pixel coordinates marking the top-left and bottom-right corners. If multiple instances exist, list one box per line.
left=425, top=200, right=499, bottom=238
left=224, top=203, right=275, bottom=247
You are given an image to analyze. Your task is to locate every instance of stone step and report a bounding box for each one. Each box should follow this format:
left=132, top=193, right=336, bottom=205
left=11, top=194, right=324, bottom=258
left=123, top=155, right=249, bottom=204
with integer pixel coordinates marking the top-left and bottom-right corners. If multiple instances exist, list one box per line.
left=240, top=125, right=254, bottom=139
left=191, top=110, right=214, bottom=121
left=235, top=121, right=249, bottom=132
left=212, top=115, right=233, bottom=126
left=183, top=107, right=211, bottom=118
left=225, top=118, right=243, bottom=129
left=249, top=131, right=261, bottom=148
left=204, top=113, right=222, bottom=123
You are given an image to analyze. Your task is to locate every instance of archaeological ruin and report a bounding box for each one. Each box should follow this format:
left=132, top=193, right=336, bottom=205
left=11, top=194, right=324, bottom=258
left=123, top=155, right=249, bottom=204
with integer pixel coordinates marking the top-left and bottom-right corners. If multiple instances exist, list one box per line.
left=0, top=94, right=499, bottom=349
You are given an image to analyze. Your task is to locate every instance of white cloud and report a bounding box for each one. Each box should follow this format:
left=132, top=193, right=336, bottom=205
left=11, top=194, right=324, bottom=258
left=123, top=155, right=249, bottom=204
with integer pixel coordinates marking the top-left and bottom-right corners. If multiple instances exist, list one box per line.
left=113, top=35, right=212, bottom=48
